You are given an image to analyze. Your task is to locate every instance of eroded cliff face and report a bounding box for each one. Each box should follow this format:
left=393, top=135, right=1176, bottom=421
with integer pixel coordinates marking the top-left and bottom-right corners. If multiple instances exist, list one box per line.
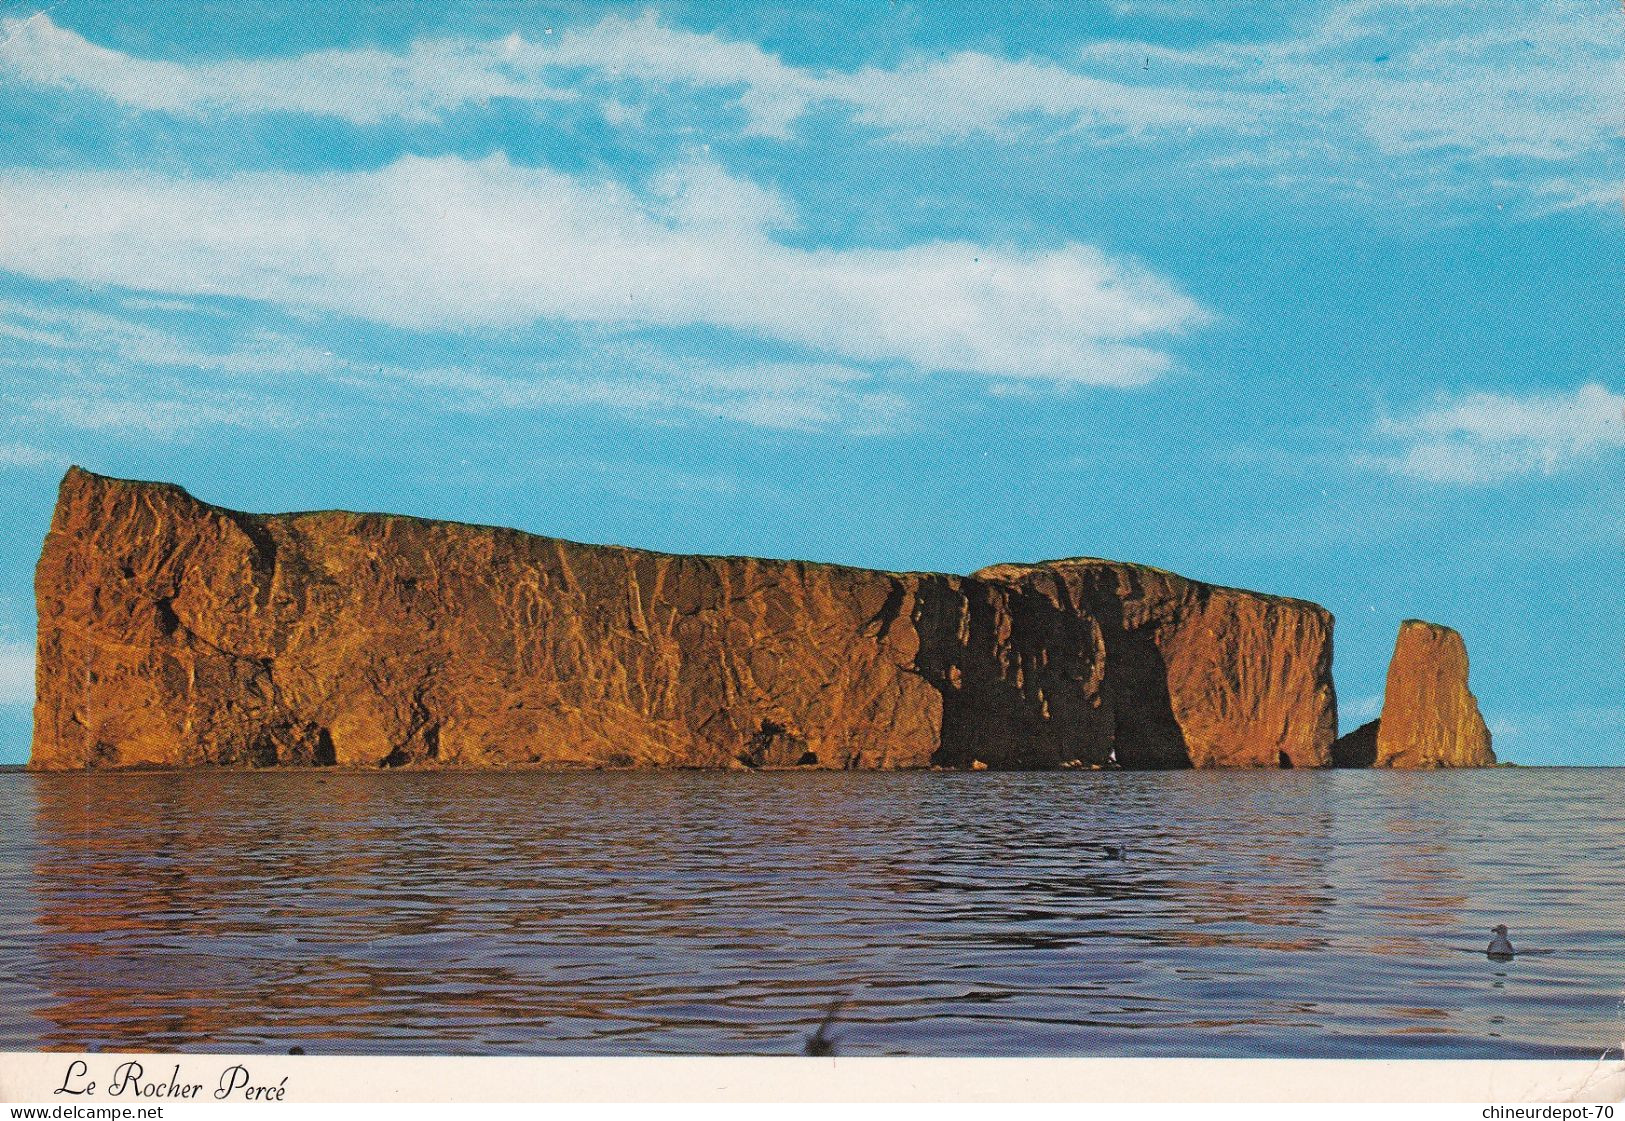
left=33, top=468, right=1339, bottom=770
left=927, top=562, right=1336, bottom=769
left=1364, top=620, right=1496, bottom=768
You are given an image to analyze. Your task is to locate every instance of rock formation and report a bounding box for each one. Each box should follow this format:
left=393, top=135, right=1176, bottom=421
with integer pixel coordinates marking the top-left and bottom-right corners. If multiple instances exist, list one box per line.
left=1329, top=718, right=1379, bottom=768
left=1330, top=620, right=1495, bottom=768
left=31, top=468, right=1341, bottom=771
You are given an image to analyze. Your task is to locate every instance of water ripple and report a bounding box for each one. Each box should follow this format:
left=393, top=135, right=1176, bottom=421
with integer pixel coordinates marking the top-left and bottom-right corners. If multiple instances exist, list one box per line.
left=1, top=768, right=1622, bottom=1057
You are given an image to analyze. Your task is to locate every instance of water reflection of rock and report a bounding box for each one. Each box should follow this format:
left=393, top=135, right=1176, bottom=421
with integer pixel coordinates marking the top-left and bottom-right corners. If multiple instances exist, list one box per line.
left=849, top=772, right=1342, bottom=1060
left=26, top=772, right=549, bottom=1051
left=30, top=773, right=250, bottom=1049
left=0, top=774, right=51, bottom=1047
left=1147, top=778, right=1336, bottom=954
left=1325, top=775, right=1470, bottom=958
left=14, top=769, right=1619, bottom=1058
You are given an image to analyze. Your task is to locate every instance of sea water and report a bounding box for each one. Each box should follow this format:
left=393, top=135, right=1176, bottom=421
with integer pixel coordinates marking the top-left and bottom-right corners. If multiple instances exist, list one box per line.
left=1, top=768, right=1621, bottom=1057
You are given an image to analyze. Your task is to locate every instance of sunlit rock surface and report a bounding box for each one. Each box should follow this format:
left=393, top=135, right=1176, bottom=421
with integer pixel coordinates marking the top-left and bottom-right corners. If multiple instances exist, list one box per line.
left=1371, top=620, right=1495, bottom=768
left=32, top=468, right=1345, bottom=770
left=1331, top=620, right=1495, bottom=769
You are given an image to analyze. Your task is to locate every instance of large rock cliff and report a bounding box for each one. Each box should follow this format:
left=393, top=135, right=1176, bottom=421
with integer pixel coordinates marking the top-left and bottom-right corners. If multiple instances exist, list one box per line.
left=31, top=468, right=1340, bottom=770
left=1330, top=619, right=1495, bottom=768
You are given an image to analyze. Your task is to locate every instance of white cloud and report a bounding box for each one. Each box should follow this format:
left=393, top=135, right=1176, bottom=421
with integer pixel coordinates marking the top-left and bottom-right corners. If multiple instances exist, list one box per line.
left=0, top=12, right=573, bottom=123
left=1527, top=178, right=1624, bottom=215
left=0, top=293, right=909, bottom=435
left=0, top=10, right=1236, bottom=140
left=371, top=353, right=910, bottom=435
left=0, top=442, right=66, bottom=468
left=647, top=159, right=796, bottom=232
left=3, top=6, right=1617, bottom=183
left=0, top=154, right=1206, bottom=383
left=1081, top=1, right=1624, bottom=174
left=0, top=299, right=341, bottom=376
left=0, top=300, right=325, bottom=437
left=1364, top=384, right=1625, bottom=484
left=545, top=12, right=1238, bottom=139
left=836, top=52, right=1235, bottom=141
left=0, top=639, right=32, bottom=706
left=30, top=392, right=309, bottom=437
left=544, top=12, right=817, bottom=138
left=1344, top=694, right=1383, bottom=722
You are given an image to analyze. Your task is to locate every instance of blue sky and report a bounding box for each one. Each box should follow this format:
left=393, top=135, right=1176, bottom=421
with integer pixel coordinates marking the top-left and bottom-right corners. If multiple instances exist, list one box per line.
left=0, top=1, right=1619, bottom=765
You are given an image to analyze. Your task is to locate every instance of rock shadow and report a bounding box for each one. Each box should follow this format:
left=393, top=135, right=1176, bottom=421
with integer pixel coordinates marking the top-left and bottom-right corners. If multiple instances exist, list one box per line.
left=1330, top=718, right=1379, bottom=768
left=914, top=578, right=1191, bottom=770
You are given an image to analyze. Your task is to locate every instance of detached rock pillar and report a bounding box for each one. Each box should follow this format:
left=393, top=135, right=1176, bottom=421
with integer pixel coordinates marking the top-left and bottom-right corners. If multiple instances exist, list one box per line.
left=1343, top=619, right=1495, bottom=768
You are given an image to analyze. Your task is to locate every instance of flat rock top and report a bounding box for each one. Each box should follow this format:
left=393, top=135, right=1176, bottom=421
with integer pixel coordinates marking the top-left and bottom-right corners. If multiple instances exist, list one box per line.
left=973, top=556, right=1325, bottom=610
left=64, top=467, right=1303, bottom=604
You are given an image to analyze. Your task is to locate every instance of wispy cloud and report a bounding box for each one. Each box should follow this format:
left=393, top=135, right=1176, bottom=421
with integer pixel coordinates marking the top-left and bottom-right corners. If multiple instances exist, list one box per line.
left=0, top=638, right=32, bottom=706
left=0, top=11, right=1232, bottom=140
left=0, top=442, right=66, bottom=468
left=5, top=5, right=1617, bottom=194
left=0, top=12, right=573, bottom=124
left=1526, top=177, right=1624, bottom=215
left=0, top=154, right=1207, bottom=383
left=1081, top=1, right=1624, bottom=176
left=0, top=299, right=341, bottom=376
left=0, top=298, right=335, bottom=438
left=29, top=391, right=310, bottom=438
left=542, top=11, right=816, bottom=138
left=546, top=12, right=1235, bottom=140
left=0, top=294, right=910, bottom=435
left=1363, top=383, right=1625, bottom=484
left=1344, top=694, right=1383, bottom=722
left=378, top=355, right=911, bottom=434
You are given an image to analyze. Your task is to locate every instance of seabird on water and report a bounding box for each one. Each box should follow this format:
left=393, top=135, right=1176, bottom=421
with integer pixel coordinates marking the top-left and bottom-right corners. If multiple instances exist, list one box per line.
left=1487, top=924, right=1515, bottom=959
